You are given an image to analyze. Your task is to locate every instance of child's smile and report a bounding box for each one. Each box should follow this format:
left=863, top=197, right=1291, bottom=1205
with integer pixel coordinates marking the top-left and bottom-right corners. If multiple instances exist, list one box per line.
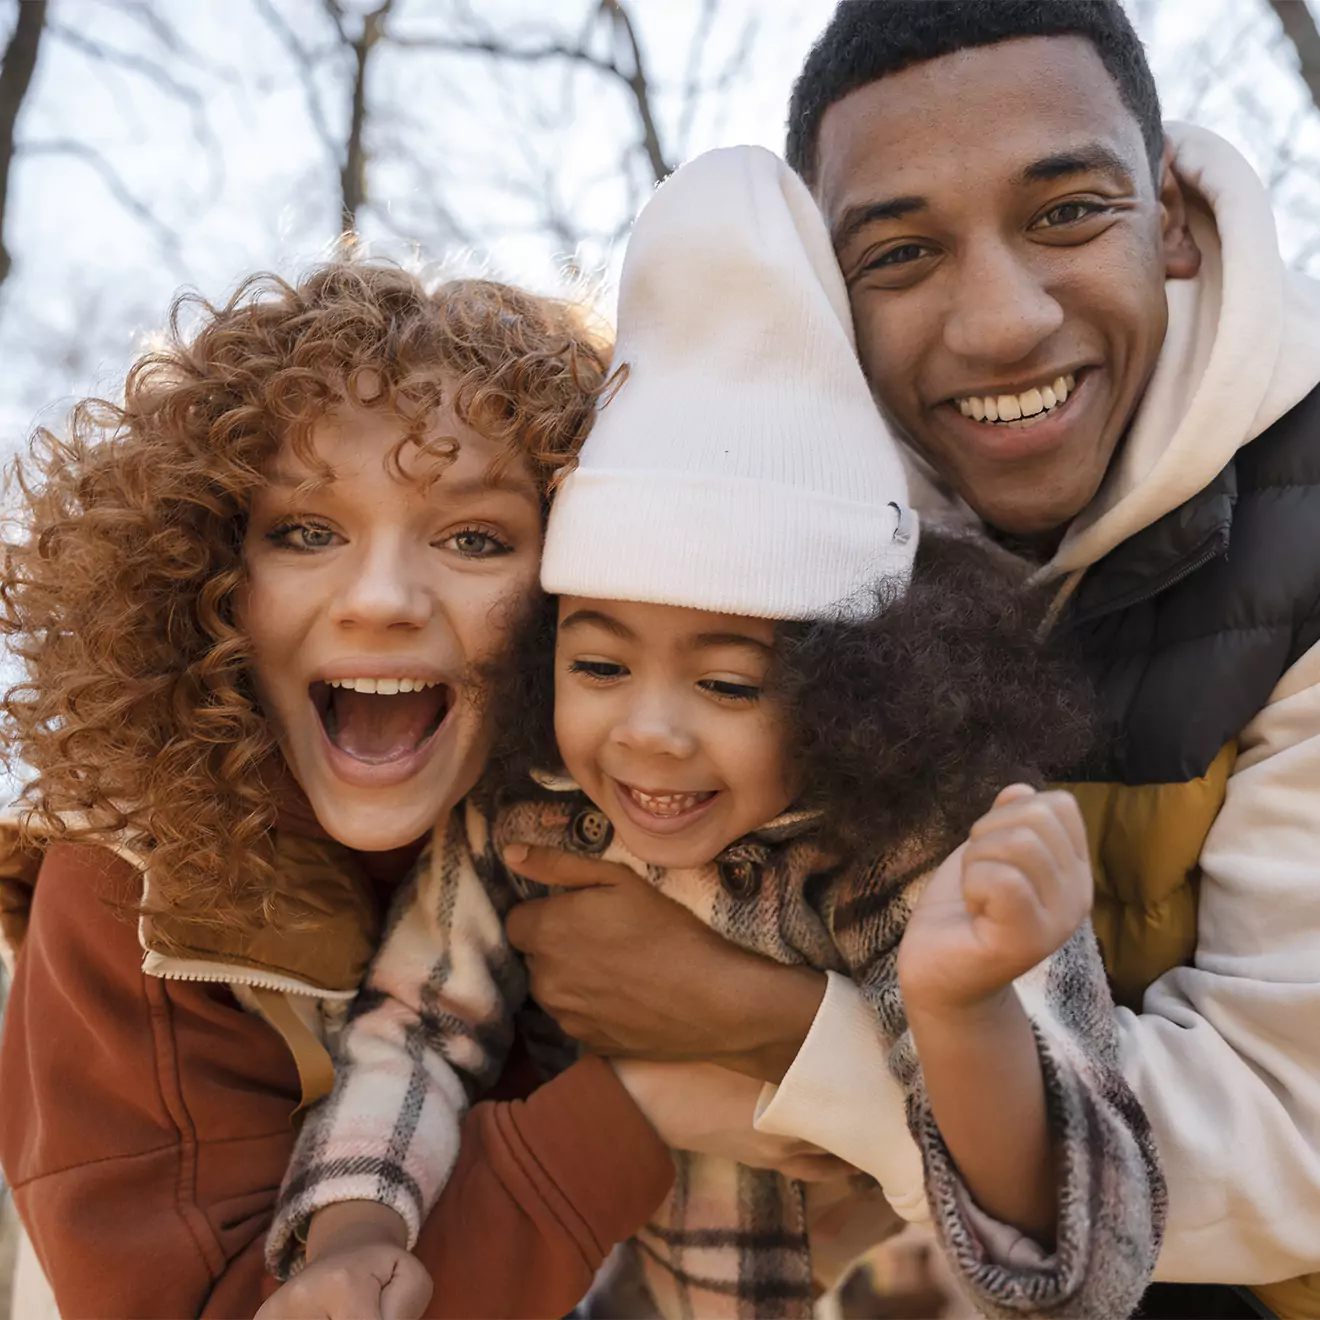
left=613, top=780, right=720, bottom=834
left=553, top=596, right=795, bottom=869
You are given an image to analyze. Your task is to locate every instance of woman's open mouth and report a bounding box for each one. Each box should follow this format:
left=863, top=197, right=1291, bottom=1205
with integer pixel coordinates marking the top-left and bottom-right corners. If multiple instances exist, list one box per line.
left=310, top=677, right=452, bottom=766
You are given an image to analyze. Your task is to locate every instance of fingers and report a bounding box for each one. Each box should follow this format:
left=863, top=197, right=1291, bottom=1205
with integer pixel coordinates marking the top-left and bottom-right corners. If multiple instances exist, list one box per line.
left=503, top=843, right=636, bottom=890
left=970, top=789, right=1089, bottom=869
left=379, top=1255, right=435, bottom=1320
left=256, top=1271, right=382, bottom=1320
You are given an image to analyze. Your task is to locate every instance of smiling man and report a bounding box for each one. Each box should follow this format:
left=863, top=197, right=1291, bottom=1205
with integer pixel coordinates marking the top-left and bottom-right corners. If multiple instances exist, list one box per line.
left=780, top=2, right=1320, bottom=1316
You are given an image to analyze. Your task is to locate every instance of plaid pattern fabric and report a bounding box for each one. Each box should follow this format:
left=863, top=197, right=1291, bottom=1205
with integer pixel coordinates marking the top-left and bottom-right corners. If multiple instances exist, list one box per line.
left=270, top=786, right=1164, bottom=1319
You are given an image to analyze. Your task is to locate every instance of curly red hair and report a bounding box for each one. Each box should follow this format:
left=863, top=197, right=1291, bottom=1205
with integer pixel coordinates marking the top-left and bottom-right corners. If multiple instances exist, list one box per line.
left=1, top=263, right=610, bottom=931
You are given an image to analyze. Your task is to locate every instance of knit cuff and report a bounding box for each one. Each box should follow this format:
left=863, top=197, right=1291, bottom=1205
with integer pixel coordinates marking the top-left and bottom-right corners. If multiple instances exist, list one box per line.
left=266, top=1119, right=461, bottom=1280
left=912, top=1021, right=1093, bottom=1315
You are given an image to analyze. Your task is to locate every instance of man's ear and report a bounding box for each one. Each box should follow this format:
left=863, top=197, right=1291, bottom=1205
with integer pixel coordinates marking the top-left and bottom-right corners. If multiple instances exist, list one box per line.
left=1159, top=137, right=1201, bottom=281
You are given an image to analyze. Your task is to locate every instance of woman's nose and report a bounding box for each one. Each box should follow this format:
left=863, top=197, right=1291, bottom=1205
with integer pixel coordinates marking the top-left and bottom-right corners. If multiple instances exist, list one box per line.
left=329, top=540, right=432, bottom=631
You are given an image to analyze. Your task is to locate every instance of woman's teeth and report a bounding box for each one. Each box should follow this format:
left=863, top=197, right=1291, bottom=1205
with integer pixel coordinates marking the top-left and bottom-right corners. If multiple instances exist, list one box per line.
left=326, top=677, right=441, bottom=695
left=956, top=373, right=1076, bottom=424
left=626, top=786, right=715, bottom=818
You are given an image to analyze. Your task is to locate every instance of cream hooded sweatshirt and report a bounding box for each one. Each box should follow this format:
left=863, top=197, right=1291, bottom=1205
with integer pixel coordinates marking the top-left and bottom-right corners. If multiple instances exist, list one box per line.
left=755, top=124, right=1320, bottom=1287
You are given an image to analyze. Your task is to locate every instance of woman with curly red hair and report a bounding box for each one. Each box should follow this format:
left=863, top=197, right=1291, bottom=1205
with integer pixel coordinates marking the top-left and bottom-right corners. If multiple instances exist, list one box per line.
left=0, top=263, right=684, bottom=1318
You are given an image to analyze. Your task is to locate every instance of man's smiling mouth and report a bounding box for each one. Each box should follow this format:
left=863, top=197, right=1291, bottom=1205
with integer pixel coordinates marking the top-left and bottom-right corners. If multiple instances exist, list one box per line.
left=310, top=677, right=452, bottom=764
left=953, top=372, right=1077, bottom=426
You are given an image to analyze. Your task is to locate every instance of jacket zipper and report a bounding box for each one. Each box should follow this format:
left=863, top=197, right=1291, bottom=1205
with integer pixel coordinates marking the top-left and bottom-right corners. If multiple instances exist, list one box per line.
left=1069, top=534, right=1227, bottom=628
left=142, top=953, right=355, bottom=1000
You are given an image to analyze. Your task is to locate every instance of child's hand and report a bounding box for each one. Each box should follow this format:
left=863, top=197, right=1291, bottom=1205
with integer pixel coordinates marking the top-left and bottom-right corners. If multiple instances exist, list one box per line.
left=256, top=1203, right=433, bottom=1320
left=897, top=785, right=1092, bottom=1016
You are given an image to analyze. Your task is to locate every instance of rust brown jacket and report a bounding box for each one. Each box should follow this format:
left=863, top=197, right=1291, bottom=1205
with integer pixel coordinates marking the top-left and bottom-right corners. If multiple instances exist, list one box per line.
left=0, top=831, right=674, bottom=1319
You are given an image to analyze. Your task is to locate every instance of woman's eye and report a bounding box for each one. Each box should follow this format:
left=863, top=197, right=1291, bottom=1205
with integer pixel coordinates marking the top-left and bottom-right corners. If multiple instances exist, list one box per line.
left=1035, top=200, right=1106, bottom=229
left=444, top=528, right=511, bottom=558
left=567, top=659, right=626, bottom=682
left=267, top=520, right=339, bottom=552
left=700, top=679, right=761, bottom=702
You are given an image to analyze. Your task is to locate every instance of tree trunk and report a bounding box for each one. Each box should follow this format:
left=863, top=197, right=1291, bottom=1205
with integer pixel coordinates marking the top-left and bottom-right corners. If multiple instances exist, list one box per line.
left=0, top=0, right=48, bottom=287
left=1268, top=0, right=1320, bottom=113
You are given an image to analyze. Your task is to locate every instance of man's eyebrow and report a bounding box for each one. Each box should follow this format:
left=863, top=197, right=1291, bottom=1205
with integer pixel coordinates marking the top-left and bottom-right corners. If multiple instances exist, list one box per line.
left=558, top=609, right=635, bottom=640
left=831, top=195, right=927, bottom=251
left=689, top=631, right=773, bottom=654
left=1018, top=144, right=1135, bottom=187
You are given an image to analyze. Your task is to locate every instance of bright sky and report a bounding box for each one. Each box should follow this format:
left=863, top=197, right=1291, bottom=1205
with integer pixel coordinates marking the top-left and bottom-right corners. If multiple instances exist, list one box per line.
left=0, top=0, right=1317, bottom=444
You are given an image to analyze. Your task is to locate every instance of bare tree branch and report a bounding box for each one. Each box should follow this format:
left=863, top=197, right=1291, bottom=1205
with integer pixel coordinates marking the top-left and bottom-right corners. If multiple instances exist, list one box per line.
left=601, top=0, right=672, bottom=182
left=0, top=0, right=47, bottom=288
left=1267, top=0, right=1320, bottom=113
left=251, top=0, right=341, bottom=160
left=45, top=21, right=227, bottom=204
left=22, top=138, right=188, bottom=278
left=336, top=0, right=394, bottom=233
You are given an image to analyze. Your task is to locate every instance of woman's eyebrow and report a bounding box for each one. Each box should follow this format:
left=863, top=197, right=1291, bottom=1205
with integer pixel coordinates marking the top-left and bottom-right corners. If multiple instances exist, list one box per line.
left=559, top=609, right=635, bottom=640
left=442, top=470, right=540, bottom=500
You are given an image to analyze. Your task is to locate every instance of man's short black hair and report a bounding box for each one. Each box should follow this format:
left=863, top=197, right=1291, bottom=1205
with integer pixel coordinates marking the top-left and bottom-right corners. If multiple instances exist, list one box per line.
left=786, top=1, right=1164, bottom=185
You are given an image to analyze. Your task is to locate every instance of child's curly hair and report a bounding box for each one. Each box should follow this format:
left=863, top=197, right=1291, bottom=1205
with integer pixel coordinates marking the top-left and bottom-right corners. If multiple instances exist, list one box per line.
left=481, top=531, right=1098, bottom=865
left=1, top=263, right=611, bottom=931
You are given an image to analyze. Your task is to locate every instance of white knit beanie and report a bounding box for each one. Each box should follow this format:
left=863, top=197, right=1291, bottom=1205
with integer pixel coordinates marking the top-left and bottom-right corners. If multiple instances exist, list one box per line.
left=541, top=145, right=917, bottom=620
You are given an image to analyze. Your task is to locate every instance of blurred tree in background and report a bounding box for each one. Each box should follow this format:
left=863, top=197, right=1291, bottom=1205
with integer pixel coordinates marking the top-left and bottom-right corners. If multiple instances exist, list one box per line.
left=0, top=0, right=1318, bottom=438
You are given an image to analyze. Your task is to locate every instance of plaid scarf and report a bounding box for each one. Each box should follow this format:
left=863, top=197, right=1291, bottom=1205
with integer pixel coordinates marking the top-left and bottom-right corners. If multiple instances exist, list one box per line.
left=271, top=786, right=1163, bottom=1319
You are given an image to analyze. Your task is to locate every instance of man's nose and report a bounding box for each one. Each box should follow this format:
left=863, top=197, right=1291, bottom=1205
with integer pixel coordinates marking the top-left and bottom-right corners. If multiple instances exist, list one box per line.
left=941, top=240, right=1065, bottom=365
left=329, top=539, right=432, bottom=631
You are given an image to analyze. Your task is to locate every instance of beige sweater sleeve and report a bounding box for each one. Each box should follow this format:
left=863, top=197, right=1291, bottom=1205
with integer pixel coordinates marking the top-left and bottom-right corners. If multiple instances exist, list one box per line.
left=1117, top=638, right=1320, bottom=1284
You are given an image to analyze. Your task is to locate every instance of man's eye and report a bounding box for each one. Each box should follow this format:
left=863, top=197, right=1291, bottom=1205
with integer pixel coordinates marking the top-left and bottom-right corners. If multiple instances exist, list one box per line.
left=266, top=520, right=338, bottom=551
left=444, top=528, right=510, bottom=558
left=567, top=659, right=626, bottom=682
left=700, top=679, right=761, bottom=702
left=866, top=242, right=930, bottom=270
left=1035, top=201, right=1106, bottom=229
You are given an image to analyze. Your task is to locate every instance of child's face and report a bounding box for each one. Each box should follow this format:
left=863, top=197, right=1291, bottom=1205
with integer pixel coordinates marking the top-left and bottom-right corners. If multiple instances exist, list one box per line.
left=553, top=597, right=795, bottom=868
left=241, top=402, right=543, bottom=852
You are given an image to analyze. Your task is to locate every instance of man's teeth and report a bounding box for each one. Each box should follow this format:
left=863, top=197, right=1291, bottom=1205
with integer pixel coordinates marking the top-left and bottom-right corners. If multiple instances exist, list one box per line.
left=628, top=787, right=712, bottom=818
left=326, top=677, right=441, bottom=694
left=957, top=374, right=1076, bottom=423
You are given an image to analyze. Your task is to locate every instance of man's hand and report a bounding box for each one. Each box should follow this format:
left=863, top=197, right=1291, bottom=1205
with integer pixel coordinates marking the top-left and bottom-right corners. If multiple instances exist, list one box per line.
left=256, top=1203, right=433, bottom=1320
left=611, top=1057, right=856, bottom=1182
left=897, top=785, right=1093, bottom=1015
left=504, top=845, right=826, bottom=1081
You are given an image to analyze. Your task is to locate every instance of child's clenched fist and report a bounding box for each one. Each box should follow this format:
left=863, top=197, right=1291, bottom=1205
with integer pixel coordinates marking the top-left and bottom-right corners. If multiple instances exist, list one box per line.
left=897, top=784, right=1093, bottom=1015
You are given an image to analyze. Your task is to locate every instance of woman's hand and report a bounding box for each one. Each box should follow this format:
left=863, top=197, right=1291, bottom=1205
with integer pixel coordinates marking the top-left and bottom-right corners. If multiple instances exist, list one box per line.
left=504, top=845, right=826, bottom=1081
left=255, top=1203, right=433, bottom=1320
left=611, top=1057, right=856, bottom=1182
left=897, top=785, right=1093, bottom=1017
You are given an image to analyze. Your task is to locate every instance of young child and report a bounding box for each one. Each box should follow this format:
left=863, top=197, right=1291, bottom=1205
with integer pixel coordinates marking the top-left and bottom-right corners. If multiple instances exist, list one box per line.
left=265, top=150, right=1164, bottom=1320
